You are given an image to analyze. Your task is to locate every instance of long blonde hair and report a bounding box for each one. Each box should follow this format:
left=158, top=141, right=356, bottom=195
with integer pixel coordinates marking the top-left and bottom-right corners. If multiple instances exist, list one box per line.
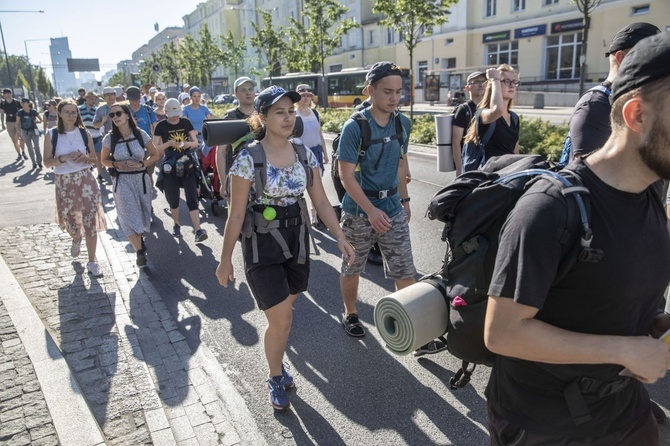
left=464, top=64, right=518, bottom=145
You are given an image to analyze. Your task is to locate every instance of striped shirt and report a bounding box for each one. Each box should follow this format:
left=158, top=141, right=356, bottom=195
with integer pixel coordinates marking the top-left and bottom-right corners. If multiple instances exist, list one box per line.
left=79, top=104, right=100, bottom=138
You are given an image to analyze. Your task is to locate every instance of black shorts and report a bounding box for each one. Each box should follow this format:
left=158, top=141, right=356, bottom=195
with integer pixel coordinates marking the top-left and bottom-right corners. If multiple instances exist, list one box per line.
left=242, top=204, right=310, bottom=311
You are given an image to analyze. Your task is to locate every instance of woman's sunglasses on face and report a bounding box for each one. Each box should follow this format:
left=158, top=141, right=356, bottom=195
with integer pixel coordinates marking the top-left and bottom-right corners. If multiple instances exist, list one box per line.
left=298, top=88, right=313, bottom=94
left=109, top=111, right=125, bottom=118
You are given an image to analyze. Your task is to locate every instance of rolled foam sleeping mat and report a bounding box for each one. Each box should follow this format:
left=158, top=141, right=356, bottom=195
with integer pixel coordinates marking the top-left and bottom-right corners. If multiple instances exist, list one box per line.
left=202, top=119, right=250, bottom=147
left=374, top=277, right=449, bottom=356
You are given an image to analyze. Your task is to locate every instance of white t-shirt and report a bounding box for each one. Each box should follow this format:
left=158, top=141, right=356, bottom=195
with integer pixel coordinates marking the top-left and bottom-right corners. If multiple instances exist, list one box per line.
left=52, top=128, right=90, bottom=175
left=297, top=110, right=322, bottom=149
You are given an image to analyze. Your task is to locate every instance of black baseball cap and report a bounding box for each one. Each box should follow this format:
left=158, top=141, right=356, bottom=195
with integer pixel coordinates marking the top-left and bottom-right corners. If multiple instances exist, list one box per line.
left=611, top=32, right=670, bottom=103
left=366, top=61, right=402, bottom=85
left=125, top=86, right=141, bottom=100
left=605, top=22, right=661, bottom=58
left=254, top=86, right=301, bottom=113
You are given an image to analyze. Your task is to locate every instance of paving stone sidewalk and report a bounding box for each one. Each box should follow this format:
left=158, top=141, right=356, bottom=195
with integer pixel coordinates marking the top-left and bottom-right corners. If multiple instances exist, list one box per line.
left=0, top=222, right=260, bottom=445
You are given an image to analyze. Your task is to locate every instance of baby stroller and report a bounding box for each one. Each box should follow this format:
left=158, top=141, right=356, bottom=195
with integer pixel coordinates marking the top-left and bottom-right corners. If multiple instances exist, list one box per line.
left=195, top=142, right=223, bottom=216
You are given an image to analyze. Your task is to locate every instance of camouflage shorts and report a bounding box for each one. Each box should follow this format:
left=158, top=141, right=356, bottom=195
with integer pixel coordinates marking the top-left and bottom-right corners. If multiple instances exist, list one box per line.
left=340, top=210, right=416, bottom=279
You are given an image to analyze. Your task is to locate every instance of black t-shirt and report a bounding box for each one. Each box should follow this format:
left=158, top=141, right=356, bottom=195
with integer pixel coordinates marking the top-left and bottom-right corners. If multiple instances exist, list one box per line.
left=154, top=118, right=195, bottom=158
left=569, top=82, right=612, bottom=159
left=486, top=158, right=670, bottom=436
left=224, top=107, right=250, bottom=120
left=0, top=99, right=21, bottom=122
left=477, top=112, right=519, bottom=160
left=76, top=97, right=86, bottom=106
left=452, top=100, right=477, bottom=130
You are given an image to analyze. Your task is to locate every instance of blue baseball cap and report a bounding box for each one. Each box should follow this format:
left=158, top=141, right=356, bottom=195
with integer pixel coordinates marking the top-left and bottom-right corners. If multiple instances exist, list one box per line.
left=254, top=86, right=301, bottom=113
left=189, top=86, right=201, bottom=96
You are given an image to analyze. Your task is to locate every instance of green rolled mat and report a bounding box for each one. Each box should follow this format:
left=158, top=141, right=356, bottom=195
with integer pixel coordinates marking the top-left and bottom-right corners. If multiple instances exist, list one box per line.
left=374, top=277, right=449, bottom=356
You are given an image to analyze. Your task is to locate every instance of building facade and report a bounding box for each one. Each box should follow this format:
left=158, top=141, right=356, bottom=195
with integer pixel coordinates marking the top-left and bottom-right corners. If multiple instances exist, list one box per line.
left=49, top=37, right=77, bottom=96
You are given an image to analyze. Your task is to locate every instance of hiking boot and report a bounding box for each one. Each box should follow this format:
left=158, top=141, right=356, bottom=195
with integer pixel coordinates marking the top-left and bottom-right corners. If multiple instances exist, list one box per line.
left=172, top=225, right=182, bottom=238
left=70, top=240, right=81, bottom=257
left=413, top=340, right=448, bottom=357
left=136, top=249, right=147, bottom=267
left=367, top=246, right=383, bottom=266
left=87, top=261, right=103, bottom=278
left=282, top=364, right=295, bottom=390
left=195, top=228, right=208, bottom=243
left=342, top=313, right=365, bottom=337
left=266, top=375, right=290, bottom=410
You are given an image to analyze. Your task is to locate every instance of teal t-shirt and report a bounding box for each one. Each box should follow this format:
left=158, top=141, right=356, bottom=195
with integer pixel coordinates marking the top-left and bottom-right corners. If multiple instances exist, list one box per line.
left=337, top=108, right=411, bottom=218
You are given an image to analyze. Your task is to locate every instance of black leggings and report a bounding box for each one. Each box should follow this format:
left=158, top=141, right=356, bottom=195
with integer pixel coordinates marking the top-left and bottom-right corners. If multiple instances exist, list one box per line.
left=162, top=172, right=199, bottom=211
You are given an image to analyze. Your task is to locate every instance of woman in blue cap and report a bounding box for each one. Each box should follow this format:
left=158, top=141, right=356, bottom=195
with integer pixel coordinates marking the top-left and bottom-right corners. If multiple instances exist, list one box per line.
left=215, top=86, right=354, bottom=411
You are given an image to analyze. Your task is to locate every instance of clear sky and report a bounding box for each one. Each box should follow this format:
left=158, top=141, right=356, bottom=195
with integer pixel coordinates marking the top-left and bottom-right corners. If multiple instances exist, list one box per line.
left=0, top=0, right=198, bottom=79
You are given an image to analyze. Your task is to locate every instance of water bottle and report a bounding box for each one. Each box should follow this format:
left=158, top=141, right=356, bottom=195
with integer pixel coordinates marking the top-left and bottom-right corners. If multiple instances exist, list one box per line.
left=176, top=156, right=185, bottom=178
left=163, top=162, right=172, bottom=174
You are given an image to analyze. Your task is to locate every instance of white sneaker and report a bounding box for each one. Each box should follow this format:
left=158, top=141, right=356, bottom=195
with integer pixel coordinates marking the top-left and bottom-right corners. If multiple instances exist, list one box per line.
left=71, top=240, right=81, bottom=257
left=87, top=262, right=103, bottom=278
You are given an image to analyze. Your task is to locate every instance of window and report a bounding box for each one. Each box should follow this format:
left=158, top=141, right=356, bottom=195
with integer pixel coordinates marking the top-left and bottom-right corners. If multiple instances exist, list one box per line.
left=368, top=30, right=375, bottom=46
left=632, top=4, right=650, bottom=15
left=329, top=64, right=343, bottom=73
left=445, top=38, right=454, bottom=46
left=512, top=0, right=525, bottom=12
left=486, top=41, right=518, bottom=66
left=440, top=58, right=456, bottom=85
left=386, top=28, right=394, bottom=45
left=544, top=0, right=558, bottom=5
left=485, top=0, right=497, bottom=17
left=417, top=61, right=428, bottom=87
left=545, top=32, right=582, bottom=80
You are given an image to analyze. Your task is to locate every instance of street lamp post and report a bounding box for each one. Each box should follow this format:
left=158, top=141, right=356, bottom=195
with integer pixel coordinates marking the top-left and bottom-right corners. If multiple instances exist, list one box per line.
left=0, top=10, right=45, bottom=93
left=24, top=38, right=50, bottom=102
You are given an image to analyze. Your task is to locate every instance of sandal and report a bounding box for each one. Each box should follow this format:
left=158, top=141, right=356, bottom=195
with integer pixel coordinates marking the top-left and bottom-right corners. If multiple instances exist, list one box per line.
left=342, top=313, right=365, bottom=337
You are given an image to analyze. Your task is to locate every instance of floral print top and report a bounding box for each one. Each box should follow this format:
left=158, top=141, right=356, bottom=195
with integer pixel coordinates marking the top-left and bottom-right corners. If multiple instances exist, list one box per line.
left=229, top=144, right=320, bottom=207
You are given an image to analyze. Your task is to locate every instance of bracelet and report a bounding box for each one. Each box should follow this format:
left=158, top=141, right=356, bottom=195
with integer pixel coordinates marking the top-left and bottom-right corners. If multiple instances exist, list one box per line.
left=140, top=160, right=145, bottom=167
left=112, top=162, right=117, bottom=168
left=400, top=197, right=411, bottom=203
left=58, top=156, right=64, bottom=163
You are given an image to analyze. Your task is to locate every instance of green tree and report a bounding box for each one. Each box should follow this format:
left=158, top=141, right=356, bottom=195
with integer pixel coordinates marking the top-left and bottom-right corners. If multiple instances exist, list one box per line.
left=36, top=67, right=51, bottom=97
left=107, top=71, right=131, bottom=88
left=180, top=34, right=205, bottom=87
left=197, top=23, right=223, bottom=95
left=0, top=53, right=31, bottom=88
left=573, top=0, right=602, bottom=96
left=250, top=9, right=286, bottom=79
left=221, top=30, right=247, bottom=81
left=15, top=69, right=29, bottom=89
left=373, top=0, right=456, bottom=120
left=157, top=41, right=181, bottom=87
left=284, top=21, right=310, bottom=73
left=300, top=0, right=358, bottom=77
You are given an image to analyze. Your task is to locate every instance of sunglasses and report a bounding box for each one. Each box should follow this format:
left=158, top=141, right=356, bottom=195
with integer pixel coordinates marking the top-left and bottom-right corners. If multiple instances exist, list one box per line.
left=298, top=88, right=313, bottom=93
left=501, top=79, right=521, bottom=87
left=108, top=111, right=125, bottom=118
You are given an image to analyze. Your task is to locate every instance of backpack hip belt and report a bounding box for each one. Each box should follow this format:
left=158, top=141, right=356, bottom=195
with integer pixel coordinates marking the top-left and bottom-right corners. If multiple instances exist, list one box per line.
left=113, top=169, right=149, bottom=194
left=363, top=186, right=397, bottom=199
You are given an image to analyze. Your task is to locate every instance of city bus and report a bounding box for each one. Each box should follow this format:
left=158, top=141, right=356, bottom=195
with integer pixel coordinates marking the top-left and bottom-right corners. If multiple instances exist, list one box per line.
left=261, top=67, right=411, bottom=108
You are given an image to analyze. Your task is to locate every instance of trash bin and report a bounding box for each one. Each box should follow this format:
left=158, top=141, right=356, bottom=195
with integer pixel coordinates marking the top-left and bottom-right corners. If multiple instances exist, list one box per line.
left=533, top=94, right=545, bottom=109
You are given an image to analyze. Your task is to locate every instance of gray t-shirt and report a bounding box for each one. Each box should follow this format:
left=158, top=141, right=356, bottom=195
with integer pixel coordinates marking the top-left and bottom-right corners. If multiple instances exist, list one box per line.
left=93, top=103, right=112, bottom=136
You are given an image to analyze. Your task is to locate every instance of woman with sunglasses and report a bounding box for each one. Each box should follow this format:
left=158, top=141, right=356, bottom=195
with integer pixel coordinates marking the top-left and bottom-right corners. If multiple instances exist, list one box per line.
left=294, top=84, right=329, bottom=230
left=43, top=99, right=106, bottom=277
left=463, top=64, right=520, bottom=165
left=101, top=104, right=159, bottom=267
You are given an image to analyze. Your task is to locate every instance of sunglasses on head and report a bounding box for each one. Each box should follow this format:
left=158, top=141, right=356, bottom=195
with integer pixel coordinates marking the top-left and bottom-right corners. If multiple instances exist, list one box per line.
left=108, top=111, right=125, bottom=118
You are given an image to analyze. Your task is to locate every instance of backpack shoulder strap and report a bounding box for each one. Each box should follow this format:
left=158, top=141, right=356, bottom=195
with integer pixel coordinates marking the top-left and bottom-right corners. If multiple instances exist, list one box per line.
left=351, top=111, right=371, bottom=166
left=313, top=109, right=320, bottom=123
left=133, top=128, right=146, bottom=149
left=246, top=141, right=266, bottom=202
left=51, top=129, right=59, bottom=156
left=394, top=111, right=405, bottom=152
left=476, top=109, right=497, bottom=146
left=79, top=128, right=90, bottom=153
left=291, top=141, right=314, bottom=188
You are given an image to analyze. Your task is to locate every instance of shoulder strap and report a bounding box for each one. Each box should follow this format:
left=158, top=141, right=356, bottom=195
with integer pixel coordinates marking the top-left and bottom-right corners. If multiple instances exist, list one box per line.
left=51, top=129, right=58, bottom=156
left=352, top=112, right=371, bottom=166
left=587, top=84, right=612, bottom=97
left=133, top=128, right=146, bottom=149
left=476, top=109, right=497, bottom=146
left=247, top=141, right=267, bottom=203
left=291, top=142, right=314, bottom=189
left=313, top=109, right=320, bottom=123
left=393, top=112, right=405, bottom=152
left=79, top=128, right=90, bottom=153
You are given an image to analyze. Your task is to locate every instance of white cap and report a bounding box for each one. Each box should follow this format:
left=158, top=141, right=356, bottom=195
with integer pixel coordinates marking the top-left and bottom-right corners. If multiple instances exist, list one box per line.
left=165, top=98, right=182, bottom=118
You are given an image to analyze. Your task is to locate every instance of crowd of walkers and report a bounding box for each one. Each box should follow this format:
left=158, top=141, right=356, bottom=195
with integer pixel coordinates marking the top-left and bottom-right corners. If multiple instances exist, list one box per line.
left=3, top=22, right=670, bottom=445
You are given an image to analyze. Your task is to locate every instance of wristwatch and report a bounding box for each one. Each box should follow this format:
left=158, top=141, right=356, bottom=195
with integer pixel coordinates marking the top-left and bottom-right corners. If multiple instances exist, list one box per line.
left=400, top=197, right=411, bottom=203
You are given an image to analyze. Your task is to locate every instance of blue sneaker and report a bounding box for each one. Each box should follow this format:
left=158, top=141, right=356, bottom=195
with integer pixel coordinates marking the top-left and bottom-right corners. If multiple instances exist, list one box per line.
left=282, top=364, right=295, bottom=390
left=266, top=375, right=290, bottom=410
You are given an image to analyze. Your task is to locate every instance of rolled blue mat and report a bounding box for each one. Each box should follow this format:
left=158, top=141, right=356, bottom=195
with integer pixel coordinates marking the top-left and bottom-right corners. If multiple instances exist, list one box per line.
left=374, top=277, right=449, bottom=356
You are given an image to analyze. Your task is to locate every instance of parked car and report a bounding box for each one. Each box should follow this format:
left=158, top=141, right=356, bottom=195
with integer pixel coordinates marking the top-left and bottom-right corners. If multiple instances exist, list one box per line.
left=214, top=94, right=235, bottom=105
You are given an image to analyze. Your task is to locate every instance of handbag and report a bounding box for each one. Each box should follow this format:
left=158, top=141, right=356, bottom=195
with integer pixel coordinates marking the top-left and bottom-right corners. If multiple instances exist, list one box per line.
left=461, top=109, right=497, bottom=173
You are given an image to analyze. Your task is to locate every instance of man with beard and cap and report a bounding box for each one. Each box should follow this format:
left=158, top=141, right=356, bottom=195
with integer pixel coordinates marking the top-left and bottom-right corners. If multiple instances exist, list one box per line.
left=484, top=32, right=670, bottom=446
left=566, top=22, right=660, bottom=162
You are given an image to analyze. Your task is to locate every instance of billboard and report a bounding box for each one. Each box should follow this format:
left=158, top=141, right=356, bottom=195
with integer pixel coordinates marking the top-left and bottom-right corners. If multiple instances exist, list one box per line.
left=66, top=59, right=100, bottom=72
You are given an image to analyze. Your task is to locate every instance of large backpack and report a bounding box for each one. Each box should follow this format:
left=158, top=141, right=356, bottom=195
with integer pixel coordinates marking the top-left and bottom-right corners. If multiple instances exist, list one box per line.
left=235, top=140, right=319, bottom=264
left=426, top=154, right=602, bottom=389
left=557, top=84, right=612, bottom=169
left=331, top=110, right=405, bottom=202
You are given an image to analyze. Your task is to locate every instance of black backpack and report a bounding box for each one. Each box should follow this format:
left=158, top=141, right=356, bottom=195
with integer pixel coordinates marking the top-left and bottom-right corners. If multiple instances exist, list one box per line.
left=426, top=154, right=602, bottom=389
left=331, top=111, right=404, bottom=202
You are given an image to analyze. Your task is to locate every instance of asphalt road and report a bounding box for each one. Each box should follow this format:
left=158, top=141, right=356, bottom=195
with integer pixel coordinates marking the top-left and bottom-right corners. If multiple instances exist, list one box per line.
left=3, top=128, right=670, bottom=445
